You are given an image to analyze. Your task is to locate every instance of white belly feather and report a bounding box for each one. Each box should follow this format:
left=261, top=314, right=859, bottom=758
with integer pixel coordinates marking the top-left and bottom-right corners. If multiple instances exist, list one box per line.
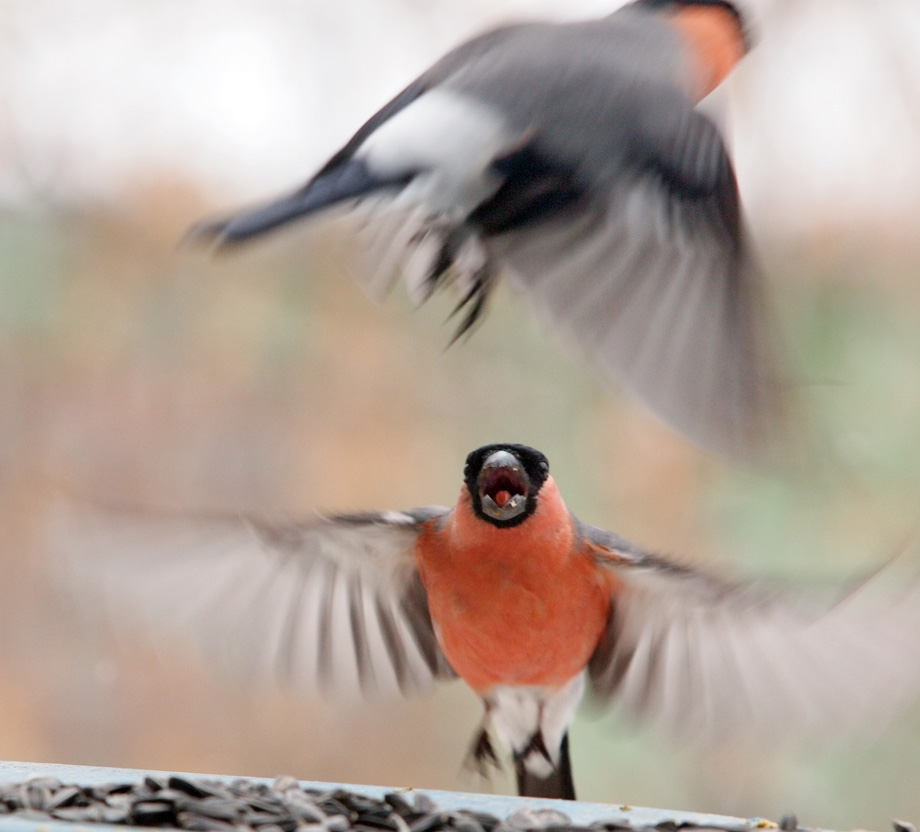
left=487, top=674, right=585, bottom=777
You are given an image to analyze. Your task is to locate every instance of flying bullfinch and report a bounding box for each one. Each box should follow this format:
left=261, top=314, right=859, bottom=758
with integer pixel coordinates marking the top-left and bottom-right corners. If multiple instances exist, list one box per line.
left=189, top=0, right=783, bottom=459
left=54, top=444, right=920, bottom=801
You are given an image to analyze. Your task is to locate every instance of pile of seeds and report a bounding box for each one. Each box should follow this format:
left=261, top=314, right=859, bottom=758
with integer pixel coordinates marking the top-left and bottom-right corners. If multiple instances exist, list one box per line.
left=0, top=775, right=530, bottom=832
left=0, top=775, right=495, bottom=832
left=0, top=773, right=784, bottom=832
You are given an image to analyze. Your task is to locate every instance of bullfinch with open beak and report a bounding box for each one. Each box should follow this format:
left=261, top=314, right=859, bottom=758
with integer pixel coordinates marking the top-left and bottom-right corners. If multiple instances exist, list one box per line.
left=189, top=0, right=782, bottom=459
left=54, top=444, right=920, bottom=800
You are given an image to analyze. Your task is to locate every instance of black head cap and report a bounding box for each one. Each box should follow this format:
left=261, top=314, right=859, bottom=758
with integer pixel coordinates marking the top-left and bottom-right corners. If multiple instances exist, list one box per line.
left=463, top=443, right=550, bottom=529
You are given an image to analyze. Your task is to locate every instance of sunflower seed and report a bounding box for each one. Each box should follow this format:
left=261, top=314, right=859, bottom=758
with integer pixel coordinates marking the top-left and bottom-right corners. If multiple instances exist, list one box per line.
left=47, top=785, right=84, bottom=810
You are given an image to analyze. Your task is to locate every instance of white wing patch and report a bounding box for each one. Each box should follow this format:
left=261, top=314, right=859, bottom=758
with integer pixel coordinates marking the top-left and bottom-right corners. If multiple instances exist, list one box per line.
left=357, top=89, right=512, bottom=216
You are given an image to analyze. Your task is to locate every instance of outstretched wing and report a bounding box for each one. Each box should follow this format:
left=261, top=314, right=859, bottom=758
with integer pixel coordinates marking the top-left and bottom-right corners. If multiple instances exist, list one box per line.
left=486, top=108, right=780, bottom=459
left=581, top=521, right=920, bottom=742
left=49, top=504, right=456, bottom=699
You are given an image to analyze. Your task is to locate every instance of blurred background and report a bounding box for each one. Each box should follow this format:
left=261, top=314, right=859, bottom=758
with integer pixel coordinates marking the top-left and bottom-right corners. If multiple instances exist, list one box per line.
left=3, top=0, right=920, bottom=828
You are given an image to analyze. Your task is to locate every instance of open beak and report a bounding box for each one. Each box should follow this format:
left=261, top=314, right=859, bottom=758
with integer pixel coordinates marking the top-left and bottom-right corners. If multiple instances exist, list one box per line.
left=477, top=450, right=529, bottom=522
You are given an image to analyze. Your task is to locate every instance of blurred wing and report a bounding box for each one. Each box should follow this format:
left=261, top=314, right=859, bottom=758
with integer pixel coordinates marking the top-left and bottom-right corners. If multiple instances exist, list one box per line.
left=582, top=522, right=920, bottom=742
left=50, top=504, right=456, bottom=699
left=490, top=111, right=779, bottom=458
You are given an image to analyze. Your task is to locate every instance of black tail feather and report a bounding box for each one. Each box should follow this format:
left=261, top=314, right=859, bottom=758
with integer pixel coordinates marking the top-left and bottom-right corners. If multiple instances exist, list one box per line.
left=185, top=159, right=414, bottom=248
left=515, top=732, right=576, bottom=801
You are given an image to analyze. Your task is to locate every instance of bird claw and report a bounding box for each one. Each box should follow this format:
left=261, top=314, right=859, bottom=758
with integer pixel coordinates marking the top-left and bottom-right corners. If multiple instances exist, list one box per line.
left=463, top=727, right=502, bottom=777
left=513, top=729, right=554, bottom=767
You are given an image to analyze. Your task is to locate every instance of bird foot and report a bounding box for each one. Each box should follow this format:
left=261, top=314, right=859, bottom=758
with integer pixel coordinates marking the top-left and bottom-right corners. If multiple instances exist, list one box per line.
left=463, top=727, right=502, bottom=777
left=513, top=730, right=553, bottom=767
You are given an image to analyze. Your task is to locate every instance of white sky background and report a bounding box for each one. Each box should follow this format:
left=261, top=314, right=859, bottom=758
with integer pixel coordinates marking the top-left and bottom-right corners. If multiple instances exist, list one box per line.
left=2, top=0, right=920, bottom=238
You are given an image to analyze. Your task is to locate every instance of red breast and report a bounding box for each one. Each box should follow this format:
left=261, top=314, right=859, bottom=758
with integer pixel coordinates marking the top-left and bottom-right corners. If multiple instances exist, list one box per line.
left=415, top=476, right=614, bottom=693
left=668, top=5, right=747, bottom=101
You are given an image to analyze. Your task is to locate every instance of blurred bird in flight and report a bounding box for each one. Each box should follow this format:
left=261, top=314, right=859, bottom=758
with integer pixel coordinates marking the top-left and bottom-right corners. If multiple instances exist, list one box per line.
left=55, top=444, right=920, bottom=800
left=189, top=0, right=785, bottom=459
